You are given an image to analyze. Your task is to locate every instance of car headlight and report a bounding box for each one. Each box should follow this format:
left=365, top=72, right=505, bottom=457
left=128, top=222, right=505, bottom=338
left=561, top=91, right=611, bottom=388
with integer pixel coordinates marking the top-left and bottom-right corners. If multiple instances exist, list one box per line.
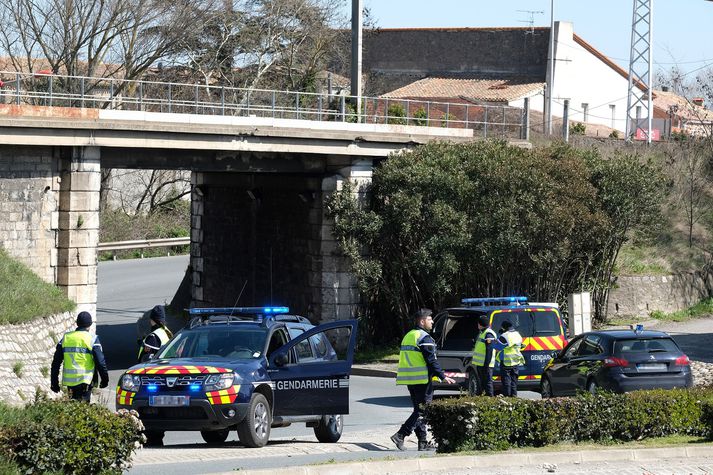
left=120, top=374, right=141, bottom=392
left=205, top=373, right=238, bottom=391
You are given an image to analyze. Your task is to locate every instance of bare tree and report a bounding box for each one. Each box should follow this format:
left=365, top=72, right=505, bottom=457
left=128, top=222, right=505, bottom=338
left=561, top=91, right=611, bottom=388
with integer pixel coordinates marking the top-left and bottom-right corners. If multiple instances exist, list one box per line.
left=0, top=0, right=194, bottom=83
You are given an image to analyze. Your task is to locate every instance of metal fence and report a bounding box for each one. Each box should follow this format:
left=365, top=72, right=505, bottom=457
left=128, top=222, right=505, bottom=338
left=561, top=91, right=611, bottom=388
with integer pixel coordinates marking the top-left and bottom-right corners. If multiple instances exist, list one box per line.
left=0, top=71, right=528, bottom=139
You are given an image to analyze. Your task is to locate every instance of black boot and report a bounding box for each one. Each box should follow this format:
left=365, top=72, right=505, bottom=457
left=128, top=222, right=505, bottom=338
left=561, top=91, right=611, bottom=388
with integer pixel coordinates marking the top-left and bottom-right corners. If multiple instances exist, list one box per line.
left=390, top=432, right=406, bottom=451
left=418, top=439, right=436, bottom=451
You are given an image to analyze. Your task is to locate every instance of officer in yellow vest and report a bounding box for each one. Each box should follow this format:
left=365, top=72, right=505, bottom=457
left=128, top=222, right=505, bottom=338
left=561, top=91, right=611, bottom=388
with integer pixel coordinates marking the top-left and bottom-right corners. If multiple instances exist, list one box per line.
left=138, top=305, right=173, bottom=362
left=472, top=315, right=497, bottom=396
left=392, top=309, right=455, bottom=451
left=492, top=320, right=526, bottom=397
left=50, top=311, right=109, bottom=402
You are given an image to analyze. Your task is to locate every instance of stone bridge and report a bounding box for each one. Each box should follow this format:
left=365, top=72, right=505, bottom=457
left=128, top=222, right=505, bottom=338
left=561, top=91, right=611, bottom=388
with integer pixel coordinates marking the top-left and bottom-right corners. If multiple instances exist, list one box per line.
left=0, top=103, right=474, bottom=324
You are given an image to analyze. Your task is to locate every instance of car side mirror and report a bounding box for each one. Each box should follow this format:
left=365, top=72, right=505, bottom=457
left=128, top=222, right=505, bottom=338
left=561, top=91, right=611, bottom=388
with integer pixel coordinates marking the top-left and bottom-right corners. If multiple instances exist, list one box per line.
left=274, top=352, right=289, bottom=367
left=148, top=353, right=155, bottom=360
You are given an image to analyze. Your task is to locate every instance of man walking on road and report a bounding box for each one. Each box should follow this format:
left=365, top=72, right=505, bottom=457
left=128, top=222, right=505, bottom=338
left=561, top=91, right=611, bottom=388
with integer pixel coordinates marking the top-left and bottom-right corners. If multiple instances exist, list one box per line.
left=51, top=311, right=109, bottom=402
left=472, top=315, right=497, bottom=396
left=492, top=320, right=525, bottom=397
left=392, top=309, right=455, bottom=451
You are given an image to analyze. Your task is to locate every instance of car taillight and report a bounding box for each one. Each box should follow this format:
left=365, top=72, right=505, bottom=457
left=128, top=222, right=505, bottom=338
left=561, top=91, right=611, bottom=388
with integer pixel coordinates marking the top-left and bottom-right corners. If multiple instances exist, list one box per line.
left=675, top=355, right=690, bottom=366
left=603, top=357, right=629, bottom=367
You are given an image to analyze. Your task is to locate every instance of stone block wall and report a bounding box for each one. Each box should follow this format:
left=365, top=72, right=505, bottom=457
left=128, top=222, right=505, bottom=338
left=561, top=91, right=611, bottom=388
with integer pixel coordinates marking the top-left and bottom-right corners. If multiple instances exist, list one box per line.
left=0, top=312, right=75, bottom=405
left=608, top=272, right=713, bottom=317
left=0, top=145, right=59, bottom=283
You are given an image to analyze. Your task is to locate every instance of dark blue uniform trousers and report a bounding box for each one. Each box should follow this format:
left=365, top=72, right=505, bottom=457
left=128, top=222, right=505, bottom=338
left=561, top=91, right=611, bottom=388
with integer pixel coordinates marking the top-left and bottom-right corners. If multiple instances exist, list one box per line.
left=398, top=381, right=433, bottom=440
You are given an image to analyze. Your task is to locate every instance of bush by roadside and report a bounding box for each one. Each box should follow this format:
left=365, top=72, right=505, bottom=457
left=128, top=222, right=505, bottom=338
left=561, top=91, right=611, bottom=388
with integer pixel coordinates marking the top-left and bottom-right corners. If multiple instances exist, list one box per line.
left=426, top=387, right=713, bottom=453
left=0, top=396, right=144, bottom=474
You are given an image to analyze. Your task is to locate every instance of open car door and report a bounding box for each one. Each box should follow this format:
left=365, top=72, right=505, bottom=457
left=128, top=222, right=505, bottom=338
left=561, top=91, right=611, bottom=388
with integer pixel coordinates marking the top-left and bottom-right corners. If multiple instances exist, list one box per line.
left=269, top=320, right=358, bottom=417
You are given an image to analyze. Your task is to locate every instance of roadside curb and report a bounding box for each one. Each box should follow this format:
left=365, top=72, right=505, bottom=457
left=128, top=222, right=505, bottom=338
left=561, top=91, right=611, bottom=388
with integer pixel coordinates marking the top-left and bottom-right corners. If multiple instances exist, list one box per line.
left=211, top=444, right=713, bottom=475
left=351, top=366, right=396, bottom=378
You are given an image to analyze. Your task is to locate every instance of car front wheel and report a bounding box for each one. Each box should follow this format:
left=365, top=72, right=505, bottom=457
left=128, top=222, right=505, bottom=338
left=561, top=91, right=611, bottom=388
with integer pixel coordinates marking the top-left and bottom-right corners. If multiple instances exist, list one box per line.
left=201, top=429, right=229, bottom=445
left=314, top=414, right=343, bottom=443
left=467, top=370, right=478, bottom=396
left=540, top=376, right=554, bottom=398
left=237, top=393, right=271, bottom=448
left=144, top=430, right=165, bottom=447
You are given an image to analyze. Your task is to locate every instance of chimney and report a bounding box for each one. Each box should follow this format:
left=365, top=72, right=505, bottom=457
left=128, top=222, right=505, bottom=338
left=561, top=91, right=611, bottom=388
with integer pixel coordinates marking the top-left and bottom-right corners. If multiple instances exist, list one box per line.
left=661, top=86, right=669, bottom=92
left=692, top=97, right=705, bottom=107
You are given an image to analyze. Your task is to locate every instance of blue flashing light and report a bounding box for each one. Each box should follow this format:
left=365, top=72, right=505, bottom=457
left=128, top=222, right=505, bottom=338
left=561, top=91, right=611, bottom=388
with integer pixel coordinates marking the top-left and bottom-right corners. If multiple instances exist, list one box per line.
left=189, top=384, right=201, bottom=392
left=461, top=296, right=529, bottom=306
left=188, top=306, right=290, bottom=315
left=146, top=384, right=158, bottom=393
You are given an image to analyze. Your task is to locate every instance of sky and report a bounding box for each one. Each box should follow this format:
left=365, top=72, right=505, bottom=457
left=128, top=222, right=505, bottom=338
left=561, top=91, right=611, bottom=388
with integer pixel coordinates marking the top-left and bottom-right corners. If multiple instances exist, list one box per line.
left=345, top=0, right=712, bottom=78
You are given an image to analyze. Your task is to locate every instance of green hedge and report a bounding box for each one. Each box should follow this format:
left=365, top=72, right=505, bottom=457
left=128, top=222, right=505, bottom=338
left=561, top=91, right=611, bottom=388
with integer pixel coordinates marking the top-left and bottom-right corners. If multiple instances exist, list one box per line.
left=0, top=398, right=144, bottom=474
left=426, top=388, right=713, bottom=453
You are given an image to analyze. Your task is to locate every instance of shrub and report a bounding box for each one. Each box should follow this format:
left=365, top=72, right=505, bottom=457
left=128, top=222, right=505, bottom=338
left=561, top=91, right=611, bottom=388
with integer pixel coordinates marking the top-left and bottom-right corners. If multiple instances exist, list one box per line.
left=412, top=106, right=429, bottom=126
left=425, top=396, right=528, bottom=452
left=571, top=122, right=586, bottom=135
left=609, top=130, right=620, bottom=139
left=426, top=388, right=713, bottom=453
left=386, top=104, right=406, bottom=125
left=0, top=398, right=144, bottom=474
left=441, top=112, right=456, bottom=127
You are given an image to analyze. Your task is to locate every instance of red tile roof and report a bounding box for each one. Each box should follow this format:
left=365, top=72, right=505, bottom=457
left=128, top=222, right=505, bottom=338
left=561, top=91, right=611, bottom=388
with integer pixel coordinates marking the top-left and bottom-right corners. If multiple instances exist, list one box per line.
left=381, top=76, right=544, bottom=103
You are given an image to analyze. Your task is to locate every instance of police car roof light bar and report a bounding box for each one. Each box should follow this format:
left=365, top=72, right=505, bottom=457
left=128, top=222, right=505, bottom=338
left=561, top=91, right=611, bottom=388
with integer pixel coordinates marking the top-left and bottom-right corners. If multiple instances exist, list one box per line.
left=188, top=306, right=290, bottom=316
left=461, top=296, right=529, bottom=307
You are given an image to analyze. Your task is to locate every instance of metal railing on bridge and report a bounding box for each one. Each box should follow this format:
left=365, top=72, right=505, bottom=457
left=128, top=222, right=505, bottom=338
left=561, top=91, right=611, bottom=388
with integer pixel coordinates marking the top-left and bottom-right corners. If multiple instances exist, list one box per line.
left=0, top=71, right=528, bottom=139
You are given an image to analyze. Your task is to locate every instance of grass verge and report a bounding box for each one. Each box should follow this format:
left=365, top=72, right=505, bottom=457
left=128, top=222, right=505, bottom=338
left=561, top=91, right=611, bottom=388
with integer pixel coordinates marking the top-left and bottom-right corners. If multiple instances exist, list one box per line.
left=650, top=298, right=713, bottom=322
left=0, top=248, right=75, bottom=325
left=354, top=345, right=399, bottom=364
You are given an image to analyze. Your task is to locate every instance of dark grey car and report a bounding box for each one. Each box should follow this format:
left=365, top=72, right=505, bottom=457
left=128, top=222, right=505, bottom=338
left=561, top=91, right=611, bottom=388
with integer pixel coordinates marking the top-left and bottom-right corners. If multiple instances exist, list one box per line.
left=540, top=329, right=693, bottom=397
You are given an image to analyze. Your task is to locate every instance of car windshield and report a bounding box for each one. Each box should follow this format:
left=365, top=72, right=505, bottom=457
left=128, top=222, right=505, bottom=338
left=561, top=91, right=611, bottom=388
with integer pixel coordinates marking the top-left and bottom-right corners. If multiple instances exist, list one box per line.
left=491, top=310, right=561, bottom=337
left=614, top=338, right=680, bottom=356
left=157, top=327, right=268, bottom=360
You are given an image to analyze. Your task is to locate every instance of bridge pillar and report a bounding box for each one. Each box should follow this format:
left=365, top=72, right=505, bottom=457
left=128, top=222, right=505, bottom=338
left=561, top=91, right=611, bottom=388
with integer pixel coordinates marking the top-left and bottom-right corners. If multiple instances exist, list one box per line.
left=316, top=160, right=373, bottom=322
left=57, top=146, right=100, bottom=317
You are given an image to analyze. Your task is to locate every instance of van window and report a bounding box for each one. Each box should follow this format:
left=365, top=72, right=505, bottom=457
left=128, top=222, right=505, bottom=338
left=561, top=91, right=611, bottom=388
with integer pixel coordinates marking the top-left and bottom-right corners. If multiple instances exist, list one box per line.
left=491, top=311, right=560, bottom=337
left=441, top=313, right=483, bottom=351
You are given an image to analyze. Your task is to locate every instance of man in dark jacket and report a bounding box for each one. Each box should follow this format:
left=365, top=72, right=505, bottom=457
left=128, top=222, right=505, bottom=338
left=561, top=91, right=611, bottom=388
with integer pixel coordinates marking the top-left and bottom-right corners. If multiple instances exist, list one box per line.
left=50, top=311, right=109, bottom=402
left=392, top=308, right=455, bottom=451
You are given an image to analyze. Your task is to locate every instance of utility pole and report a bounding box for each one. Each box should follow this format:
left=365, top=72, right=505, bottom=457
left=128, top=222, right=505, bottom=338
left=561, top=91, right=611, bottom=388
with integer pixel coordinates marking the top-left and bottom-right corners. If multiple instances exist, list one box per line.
left=625, top=0, right=653, bottom=143
left=351, top=0, right=363, bottom=121
left=546, top=0, right=555, bottom=135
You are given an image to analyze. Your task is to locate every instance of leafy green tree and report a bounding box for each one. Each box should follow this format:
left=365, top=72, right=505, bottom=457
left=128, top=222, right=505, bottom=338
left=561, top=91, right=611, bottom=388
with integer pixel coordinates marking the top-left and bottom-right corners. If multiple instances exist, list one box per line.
left=327, top=141, right=664, bottom=343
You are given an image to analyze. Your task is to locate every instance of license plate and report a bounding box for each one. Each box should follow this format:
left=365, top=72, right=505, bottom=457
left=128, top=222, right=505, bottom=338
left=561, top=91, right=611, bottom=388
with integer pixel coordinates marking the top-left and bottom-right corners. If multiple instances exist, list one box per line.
left=637, top=363, right=666, bottom=371
left=150, top=395, right=190, bottom=407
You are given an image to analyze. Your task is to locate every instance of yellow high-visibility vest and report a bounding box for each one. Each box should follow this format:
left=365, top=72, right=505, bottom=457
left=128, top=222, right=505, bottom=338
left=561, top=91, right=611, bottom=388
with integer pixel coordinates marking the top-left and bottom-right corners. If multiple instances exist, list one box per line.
left=396, top=329, right=429, bottom=385
left=62, top=331, right=95, bottom=386
left=472, top=328, right=497, bottom=367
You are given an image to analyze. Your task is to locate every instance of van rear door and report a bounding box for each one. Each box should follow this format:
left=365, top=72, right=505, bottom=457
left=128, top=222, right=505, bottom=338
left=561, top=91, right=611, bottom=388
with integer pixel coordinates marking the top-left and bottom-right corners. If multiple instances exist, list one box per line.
left=491, top=309, right=563, bottom=381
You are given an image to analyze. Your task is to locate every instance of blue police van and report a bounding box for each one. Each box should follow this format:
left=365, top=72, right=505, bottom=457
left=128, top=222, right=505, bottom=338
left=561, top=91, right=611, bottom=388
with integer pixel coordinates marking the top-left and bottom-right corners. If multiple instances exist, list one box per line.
left=432, top=297, right=566, bottom=393
left=116, top=307, right=358, bottom=447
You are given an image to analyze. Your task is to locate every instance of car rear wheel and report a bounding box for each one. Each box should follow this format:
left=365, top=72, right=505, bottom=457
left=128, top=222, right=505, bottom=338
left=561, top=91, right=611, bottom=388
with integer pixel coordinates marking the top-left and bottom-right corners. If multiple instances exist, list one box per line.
left=541, top=376, right=554, bottom=398
left=201, top=429, right=229, bottom=445
left=467, top=371, right=478, bottom=396
left=237, top=393, right=271, bottom=448
left=313, top=414, right=343, bottom=443
left=144, top=430, right=165, bottom=447
left=587, top=379, right=598, bottom=395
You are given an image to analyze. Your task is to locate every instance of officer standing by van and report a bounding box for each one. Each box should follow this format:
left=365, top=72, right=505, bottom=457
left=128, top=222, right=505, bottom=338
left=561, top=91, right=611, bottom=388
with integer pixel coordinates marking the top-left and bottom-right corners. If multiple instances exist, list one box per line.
left=472, top=315, right=497, bottom=396
left=492, top=320, right=525, bottom=397
left=392, top=309, right=455, bottom=451
left=138, top=305, right=173, bottom=362
left=50, top=311, right=109, bottom=402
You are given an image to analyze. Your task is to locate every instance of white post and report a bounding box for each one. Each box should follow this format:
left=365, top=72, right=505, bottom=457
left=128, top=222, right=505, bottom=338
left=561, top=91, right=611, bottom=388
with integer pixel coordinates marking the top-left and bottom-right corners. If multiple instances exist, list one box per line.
left=546, top=0, right=555, bottom=135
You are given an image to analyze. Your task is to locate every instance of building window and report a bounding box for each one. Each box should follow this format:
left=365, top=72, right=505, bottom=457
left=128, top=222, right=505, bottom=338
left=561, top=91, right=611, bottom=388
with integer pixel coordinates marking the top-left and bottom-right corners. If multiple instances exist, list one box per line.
left=609, top=105, right=616, bottom=129
left=581, top=103, right=589, bottom=122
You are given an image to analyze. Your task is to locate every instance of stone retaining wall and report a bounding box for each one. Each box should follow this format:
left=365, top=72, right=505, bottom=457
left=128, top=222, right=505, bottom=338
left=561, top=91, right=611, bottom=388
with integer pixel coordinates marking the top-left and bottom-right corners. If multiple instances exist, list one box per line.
left=0, top=312, right=75, bottom=405
left=608, top=272, right=713, bottom=317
